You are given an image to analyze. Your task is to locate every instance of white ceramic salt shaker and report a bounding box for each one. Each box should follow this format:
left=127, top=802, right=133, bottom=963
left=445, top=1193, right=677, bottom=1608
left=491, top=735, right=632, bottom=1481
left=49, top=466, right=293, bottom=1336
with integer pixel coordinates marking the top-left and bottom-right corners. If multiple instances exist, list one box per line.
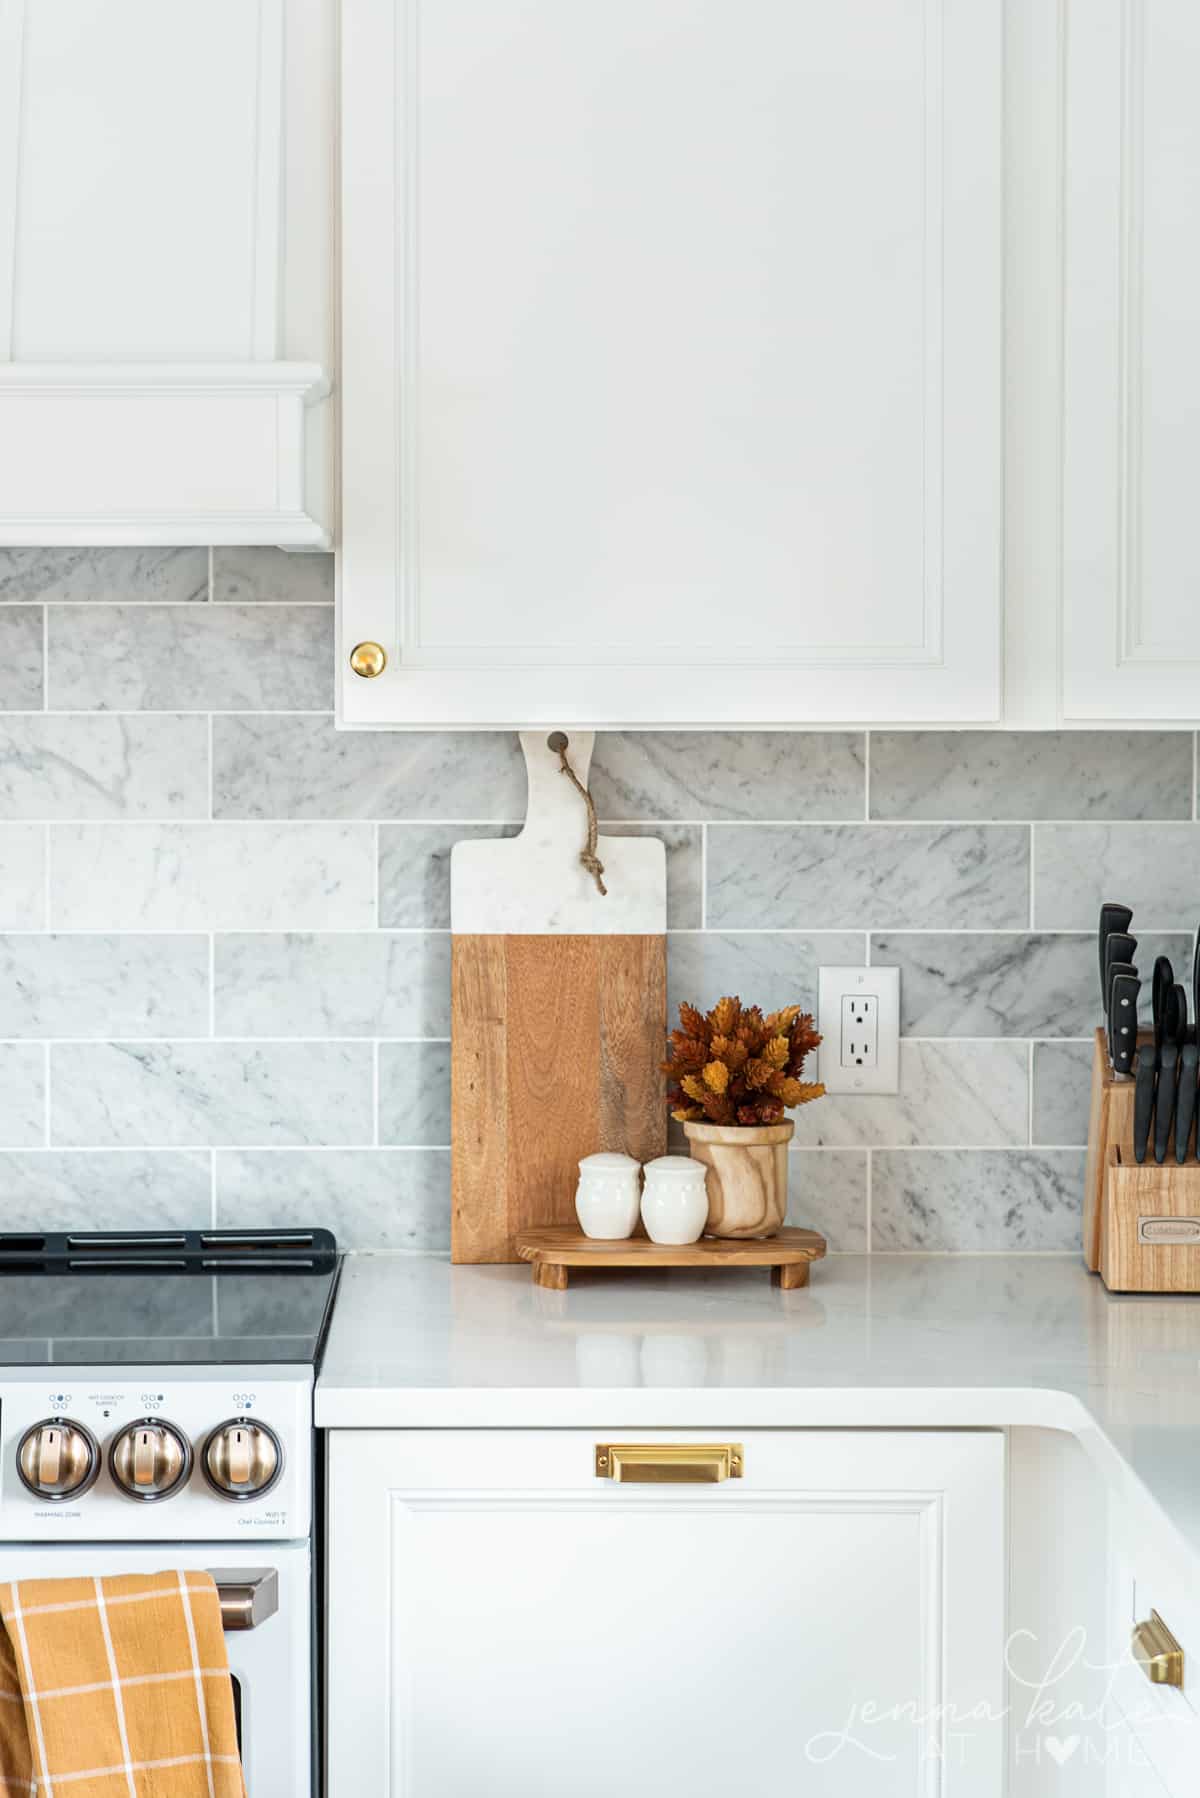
left=640, top=1155, right=709, bottom=1245
left=574, top=1152, right=642, bottom=1240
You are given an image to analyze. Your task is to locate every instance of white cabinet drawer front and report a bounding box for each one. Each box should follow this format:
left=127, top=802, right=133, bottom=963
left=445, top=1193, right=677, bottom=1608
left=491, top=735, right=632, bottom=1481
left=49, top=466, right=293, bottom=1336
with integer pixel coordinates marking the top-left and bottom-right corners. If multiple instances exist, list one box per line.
left=340, top=0, right=1002, bottom=726
left=1108, top=1519, right=1200, bottom=1796
left=327, top=1429, right=1004, bottom=1796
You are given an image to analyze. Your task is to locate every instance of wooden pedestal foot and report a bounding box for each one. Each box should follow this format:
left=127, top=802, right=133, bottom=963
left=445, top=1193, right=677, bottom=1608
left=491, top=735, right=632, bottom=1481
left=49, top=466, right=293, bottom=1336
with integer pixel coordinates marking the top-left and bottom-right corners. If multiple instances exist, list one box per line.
left=773, top=1261, right=810, bottom=1290
left=534, top=1261, right=569, bottom=1290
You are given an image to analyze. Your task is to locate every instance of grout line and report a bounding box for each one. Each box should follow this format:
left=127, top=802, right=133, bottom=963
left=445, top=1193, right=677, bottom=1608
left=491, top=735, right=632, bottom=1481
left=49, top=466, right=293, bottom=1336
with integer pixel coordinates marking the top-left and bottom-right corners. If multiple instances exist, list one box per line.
left=699, top=823, right=707, bottom=929
left=863, top=729, right=871, bottom=821
left=207, top=714, right=214, bottom=820
left=373, top=821, right=381, bottom=928
left=209, top=1148, right=217, bottom=1228
left=41, top=605, right=48, bottom=713
left=1027, top=1041, right=1035, bottom=1146
left=207, top=547, right=214, bottom=603
left=208, top=936, right=216, bottom=1037
left=42, top=1042, right=50, bottom=1147
left=372, top=1040, right=380, bottom=1146
left=1028, top=824, right=1035, bottom=928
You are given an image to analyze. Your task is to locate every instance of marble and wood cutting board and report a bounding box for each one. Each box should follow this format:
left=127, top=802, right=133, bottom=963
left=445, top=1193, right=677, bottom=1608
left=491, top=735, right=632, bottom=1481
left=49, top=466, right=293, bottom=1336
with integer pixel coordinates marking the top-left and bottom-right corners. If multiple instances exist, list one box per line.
left=450, top=731, right=667, bottom=1263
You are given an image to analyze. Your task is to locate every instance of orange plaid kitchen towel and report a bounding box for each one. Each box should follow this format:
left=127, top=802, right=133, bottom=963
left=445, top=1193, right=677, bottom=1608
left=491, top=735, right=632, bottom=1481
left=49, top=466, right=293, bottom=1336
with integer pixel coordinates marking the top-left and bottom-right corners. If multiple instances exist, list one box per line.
left=0, top=1570, right=245, bottom=1795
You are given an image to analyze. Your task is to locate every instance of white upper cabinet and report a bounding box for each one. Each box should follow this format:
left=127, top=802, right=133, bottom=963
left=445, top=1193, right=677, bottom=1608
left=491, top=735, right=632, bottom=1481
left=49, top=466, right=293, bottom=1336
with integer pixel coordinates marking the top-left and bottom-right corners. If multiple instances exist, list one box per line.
left=1061, top=0, right=1200, bottom=721
left=340, top=0, right=1003, bottom=728
left=0, top=0, right=333, bottom=546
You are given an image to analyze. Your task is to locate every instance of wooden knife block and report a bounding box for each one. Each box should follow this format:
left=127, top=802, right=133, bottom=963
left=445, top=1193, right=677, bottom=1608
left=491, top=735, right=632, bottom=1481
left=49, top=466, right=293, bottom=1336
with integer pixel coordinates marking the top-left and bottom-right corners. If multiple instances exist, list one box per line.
left=1101, top=1146, right=1200, bottom=1292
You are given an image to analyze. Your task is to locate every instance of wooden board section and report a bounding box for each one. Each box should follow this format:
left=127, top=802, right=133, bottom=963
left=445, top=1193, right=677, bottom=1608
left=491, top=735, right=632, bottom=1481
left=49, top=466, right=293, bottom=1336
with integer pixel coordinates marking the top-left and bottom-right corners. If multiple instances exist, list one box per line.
left=515, top=1226, right=827, bottom=1291
left=1101, top=1146, right=1200, bottom=1293
left=452, top=934, right=666, bottom=1262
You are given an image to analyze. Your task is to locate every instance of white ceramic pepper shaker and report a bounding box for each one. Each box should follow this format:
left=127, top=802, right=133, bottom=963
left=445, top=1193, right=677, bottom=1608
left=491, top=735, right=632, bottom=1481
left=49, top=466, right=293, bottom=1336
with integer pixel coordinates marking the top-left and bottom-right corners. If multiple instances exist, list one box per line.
left=640, top=1155, right=709, bottom=1245
left=574, top=1152, right=642, bottom=1240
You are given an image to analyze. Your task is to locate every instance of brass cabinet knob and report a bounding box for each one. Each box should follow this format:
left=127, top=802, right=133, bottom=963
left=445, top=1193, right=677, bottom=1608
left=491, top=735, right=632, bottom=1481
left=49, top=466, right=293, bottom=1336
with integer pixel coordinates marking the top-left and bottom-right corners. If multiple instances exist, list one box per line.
left=109, top=1418, right=192, bottom=1502
left=202, top=1417, right=283, bottom=1502
left=1132, top=1611, right=1184, bottom=1687
left=349, top=641, right=387, bottom=678
left=17, top=1418, right=101, bottom=1501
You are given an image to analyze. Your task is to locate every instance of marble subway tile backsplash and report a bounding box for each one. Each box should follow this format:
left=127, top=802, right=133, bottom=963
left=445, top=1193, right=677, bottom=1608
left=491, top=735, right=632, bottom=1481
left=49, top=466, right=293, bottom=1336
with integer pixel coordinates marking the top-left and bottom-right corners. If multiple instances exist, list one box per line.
left=3, top=548, right=1199, bottom=1252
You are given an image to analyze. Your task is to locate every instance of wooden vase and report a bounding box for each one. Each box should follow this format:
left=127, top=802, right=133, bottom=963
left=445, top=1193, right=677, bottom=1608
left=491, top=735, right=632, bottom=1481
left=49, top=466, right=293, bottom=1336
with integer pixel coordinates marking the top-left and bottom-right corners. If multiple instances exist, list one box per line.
left=682, top=1120, right=794, bottom=1239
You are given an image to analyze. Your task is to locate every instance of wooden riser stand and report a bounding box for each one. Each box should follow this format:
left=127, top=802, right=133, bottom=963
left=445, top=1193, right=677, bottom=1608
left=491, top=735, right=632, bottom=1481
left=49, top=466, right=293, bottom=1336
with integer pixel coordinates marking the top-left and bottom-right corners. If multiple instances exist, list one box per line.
left=1085, top=1027, right=1200, bottom=1292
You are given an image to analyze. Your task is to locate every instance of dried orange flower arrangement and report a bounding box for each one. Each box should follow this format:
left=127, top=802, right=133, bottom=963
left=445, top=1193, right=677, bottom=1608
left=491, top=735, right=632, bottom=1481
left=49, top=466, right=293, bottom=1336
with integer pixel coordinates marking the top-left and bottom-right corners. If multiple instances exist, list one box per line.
left=663, top=995, right=825, bottom=1128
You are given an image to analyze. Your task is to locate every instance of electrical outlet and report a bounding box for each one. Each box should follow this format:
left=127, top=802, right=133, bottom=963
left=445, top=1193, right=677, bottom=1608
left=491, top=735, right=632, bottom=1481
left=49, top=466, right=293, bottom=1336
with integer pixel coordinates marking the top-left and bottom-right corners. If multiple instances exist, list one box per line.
left=818, top=966, right=900, bottom=1094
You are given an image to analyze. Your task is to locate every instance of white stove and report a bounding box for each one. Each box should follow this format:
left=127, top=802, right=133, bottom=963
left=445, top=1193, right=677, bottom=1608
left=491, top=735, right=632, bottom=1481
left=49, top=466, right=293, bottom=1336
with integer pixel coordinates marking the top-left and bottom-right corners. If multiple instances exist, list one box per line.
left=0, top=1230, right=340, bottom=1798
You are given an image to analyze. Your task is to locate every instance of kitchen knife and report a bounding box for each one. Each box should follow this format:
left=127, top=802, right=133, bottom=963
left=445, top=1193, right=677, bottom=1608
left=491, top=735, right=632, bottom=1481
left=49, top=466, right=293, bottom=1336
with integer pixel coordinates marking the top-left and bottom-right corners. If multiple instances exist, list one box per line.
left=1154, top=983, right=1187, bottom=1163
left=1108, top=971, right=1141, bottom=1077
left=1103, top=932, right=1137, bottom=997
left=1098, top=902, right=1135, bottom=1010
left=1177, top=932, right=1200, bottom=1161
left=1105, top=962, right=1138, bottom=1059
left=1176, top=1042, right=1199, bottom=1162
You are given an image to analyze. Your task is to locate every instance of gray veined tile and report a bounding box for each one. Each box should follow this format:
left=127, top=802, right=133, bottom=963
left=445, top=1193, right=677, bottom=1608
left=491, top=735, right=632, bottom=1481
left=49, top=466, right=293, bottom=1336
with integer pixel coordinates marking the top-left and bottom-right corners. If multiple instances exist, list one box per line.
left=47, top=606, right=332, bottom=711
left=50, top=823, right=375, bottom=931
left=0, top=548, right=208, bottom=605
left=794, top=1041, right=1028, bottom=1147
left=666, top=932, right=864, bottom=1024
left=706, top=824, right=1029, bottom=929
left=379, top=826, right=520, bottom=928
left=212, top=548, right=334, bottom=604
left=378, top=1043, right=452, bottom=1146
left=870, top=730, right=1194, bottom=821
left=214, top=934, right=452, bottom=1038
left=50, top=1042, right=374, bottom=1148
left=589, top=732, right=865, bottom=821
left=0, top=1046, right=45, bottom=1146
left=0, top=609, right=43, bottom=709
left=0, top=825, right=45, bottom=929
left=0, top=936, right=210, bottom=1039
left=216, top=1150, right=451, bottom=1253
left=213, top=717, right=527, bottom=819
left=0, top=1151, right=211, bottom=1228
left=1032, top=1042, right=1094, bottom=1147
left=786, top=1151, right=867, bottom=1251
left=0, top=715, right=209, bottom=820
left=871, top=1150, right=1085, bottom=1250
left=871, top=931, right=1193, bottom=1037
left=1034, top=824, right=1200, bottom=929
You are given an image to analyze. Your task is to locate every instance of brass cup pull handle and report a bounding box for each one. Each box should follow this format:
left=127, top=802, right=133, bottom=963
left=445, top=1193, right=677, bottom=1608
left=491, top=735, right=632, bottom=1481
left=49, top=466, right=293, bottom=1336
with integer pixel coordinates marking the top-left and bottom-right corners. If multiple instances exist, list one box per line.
left=594, top=1443, right=743, bottom=1483
left=1132, top=1611, right=1184, bottom=1687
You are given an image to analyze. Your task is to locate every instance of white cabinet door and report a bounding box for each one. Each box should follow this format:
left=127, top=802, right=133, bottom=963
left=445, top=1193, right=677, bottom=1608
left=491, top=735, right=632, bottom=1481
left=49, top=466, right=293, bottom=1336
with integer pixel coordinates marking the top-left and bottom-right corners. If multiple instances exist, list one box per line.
left=1062, top=0, right=1200, bottom=720
left=0, top=0, right=333, bottom=546
left=326, top=1429, right=1004, bottom=1796
left=340, top=0, right=1003, bottom=727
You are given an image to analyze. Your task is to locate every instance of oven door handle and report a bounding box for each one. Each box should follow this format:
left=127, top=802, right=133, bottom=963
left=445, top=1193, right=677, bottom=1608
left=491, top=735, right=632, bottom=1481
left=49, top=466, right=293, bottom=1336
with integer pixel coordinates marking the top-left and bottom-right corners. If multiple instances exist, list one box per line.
left=208, top=1567, right=279, bottom=1631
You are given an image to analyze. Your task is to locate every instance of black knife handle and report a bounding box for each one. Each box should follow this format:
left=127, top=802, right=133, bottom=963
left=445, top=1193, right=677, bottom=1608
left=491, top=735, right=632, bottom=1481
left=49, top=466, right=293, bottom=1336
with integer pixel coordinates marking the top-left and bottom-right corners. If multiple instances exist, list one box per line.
left=1155, top=1043, right=1180, bottom=1163
left=1133, top=1053, right=1157, bottom=1163
left=1110, top=974, right=1140, bottom=1075
left=1175, top=1043, right=1199, bottom=1163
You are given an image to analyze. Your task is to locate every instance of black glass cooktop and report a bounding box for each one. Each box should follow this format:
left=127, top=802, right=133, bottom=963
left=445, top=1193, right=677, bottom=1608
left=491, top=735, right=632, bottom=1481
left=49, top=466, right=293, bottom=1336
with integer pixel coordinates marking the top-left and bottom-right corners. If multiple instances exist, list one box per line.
left=0, top=1231, right=340, bottom=1367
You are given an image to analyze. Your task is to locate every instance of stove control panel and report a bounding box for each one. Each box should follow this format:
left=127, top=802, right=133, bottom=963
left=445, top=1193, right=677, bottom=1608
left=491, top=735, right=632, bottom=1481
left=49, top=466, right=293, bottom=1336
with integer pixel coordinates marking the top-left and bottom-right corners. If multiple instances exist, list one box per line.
left=0, top=1369, right=312, bottom=1541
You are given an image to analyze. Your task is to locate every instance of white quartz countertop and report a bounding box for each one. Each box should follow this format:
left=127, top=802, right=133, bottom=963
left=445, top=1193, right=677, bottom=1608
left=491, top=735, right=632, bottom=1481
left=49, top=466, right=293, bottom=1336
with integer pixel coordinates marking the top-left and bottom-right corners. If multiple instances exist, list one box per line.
left=316, top=1254, right=1200, bottom=1567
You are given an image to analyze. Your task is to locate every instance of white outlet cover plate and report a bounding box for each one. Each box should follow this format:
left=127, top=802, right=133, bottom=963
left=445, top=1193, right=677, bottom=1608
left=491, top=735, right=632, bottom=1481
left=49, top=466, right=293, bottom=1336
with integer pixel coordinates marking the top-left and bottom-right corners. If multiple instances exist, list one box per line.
left=818, top=966, right=901, bottom=1095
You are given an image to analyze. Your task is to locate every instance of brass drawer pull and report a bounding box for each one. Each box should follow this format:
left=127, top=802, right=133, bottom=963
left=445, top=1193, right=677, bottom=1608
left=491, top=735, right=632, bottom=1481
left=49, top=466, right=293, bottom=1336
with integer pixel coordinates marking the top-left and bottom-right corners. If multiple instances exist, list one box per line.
left=1132, top=1611, right=1184, bottom=1687
left=594, top=1443, right=743, bottom=1483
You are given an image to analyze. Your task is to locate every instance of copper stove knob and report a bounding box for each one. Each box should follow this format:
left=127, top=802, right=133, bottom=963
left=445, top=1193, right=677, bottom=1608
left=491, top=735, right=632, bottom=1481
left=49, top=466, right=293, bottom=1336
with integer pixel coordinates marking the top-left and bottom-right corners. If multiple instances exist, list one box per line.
left=17, top=1417, right=101, bottom=1501
left=202, top=1417, right=283, bottom=1501
left=108, top=1418, right=192, bottom=1502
